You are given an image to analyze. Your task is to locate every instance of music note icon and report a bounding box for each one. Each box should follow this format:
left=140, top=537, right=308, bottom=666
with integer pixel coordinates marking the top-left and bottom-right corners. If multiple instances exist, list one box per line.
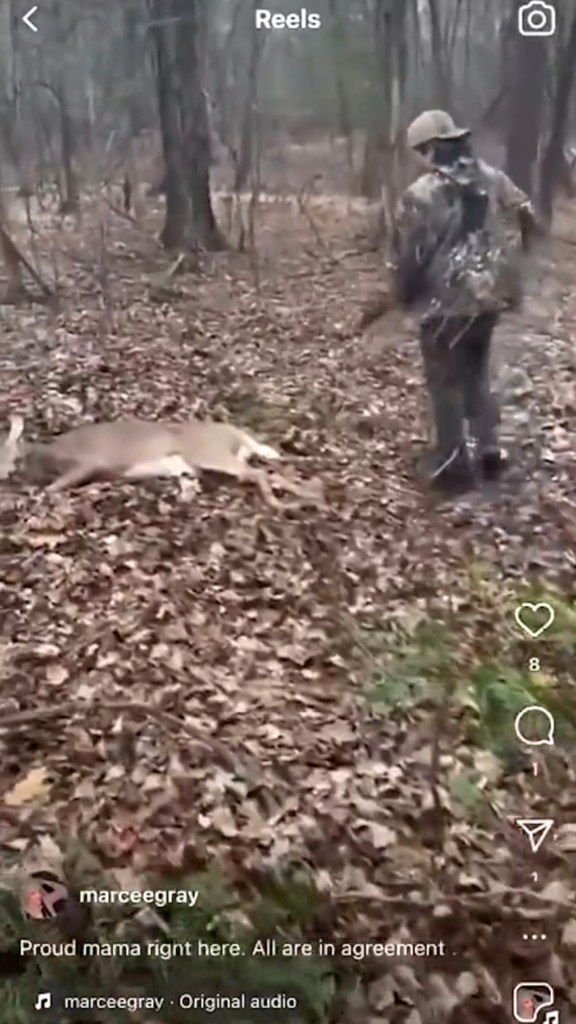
left=34, top=991, right=52, bottom=1010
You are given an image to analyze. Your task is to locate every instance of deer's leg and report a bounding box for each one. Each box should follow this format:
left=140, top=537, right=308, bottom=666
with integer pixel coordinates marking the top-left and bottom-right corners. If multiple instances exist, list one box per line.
left=266, top=471, right=325, bottom=506
left=241, top=465, right=323, bottom=508
left=46, top=462, right=96, bottom=492
left=241, top=466, right=282, bottom=508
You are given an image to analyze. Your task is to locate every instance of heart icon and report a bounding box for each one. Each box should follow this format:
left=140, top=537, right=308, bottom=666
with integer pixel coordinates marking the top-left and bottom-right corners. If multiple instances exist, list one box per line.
left=514, top=602, right=555, bottom=638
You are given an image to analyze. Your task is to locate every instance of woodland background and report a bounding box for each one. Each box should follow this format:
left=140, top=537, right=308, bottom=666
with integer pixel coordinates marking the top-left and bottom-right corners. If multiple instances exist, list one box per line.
left=0, top=0, right=575, bottom=244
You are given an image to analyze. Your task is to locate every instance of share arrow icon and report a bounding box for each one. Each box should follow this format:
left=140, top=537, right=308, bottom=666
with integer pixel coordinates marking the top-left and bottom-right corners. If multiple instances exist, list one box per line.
left=516, top=819, right=554, bottom=853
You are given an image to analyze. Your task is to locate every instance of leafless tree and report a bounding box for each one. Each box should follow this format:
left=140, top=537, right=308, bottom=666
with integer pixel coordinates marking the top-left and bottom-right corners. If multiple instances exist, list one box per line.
left=0, top=0, right=571, bottom=262
left=148, top=0, right=224, bottom=251
left=538, top=4, right=576, bottom=222
left=503, top=0, right=548, bottom=196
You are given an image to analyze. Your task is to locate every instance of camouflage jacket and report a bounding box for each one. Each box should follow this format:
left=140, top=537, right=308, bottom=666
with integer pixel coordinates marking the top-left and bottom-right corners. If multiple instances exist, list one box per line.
left=391, top=157, right=536, bottom=321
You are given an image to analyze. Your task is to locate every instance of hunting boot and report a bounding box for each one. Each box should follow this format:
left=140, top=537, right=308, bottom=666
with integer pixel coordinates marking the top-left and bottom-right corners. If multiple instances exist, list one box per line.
left=427, top=443, right=475, bottom=494
left=479, top=445, right=509, bottom=479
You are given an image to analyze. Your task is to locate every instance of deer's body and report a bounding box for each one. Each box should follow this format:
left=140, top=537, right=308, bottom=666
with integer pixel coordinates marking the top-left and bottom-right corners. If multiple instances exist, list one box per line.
left=0, top=415, right=320, bottom=506
left=34, top=420, right=183, bottom=483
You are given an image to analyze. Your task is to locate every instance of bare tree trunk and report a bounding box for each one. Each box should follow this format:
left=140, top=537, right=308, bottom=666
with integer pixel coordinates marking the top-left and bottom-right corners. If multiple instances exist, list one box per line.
left=149, top=0, right=223, bottom=251
left=504, top=0, right=547, bottom=195
left=538, top=8, right=576, bottom=223
left=178, top=0, right=224, bottom=249
left=46, top=0, right=80, bottom=212
left=59, top=91, right=79, bottom=212
left=427, top=0, right=450, bottom=109
left=360, top=0, right=407, bottom=203
left=207, top=1, right=244, bottom=162
left=327, top=0, right=354, bottom=177
left=0, top=189, right=25, bottom=300
left=369, top=0, right=407, bottom=232
left=231, top=1, right=265, bottom=194
left=37, top=78, right=79, bottom=212
left=150, top=1, right=189, bottom=248
left=0, top=0, right=31, bottom=190
left=124, top=2, right=146, bottom=138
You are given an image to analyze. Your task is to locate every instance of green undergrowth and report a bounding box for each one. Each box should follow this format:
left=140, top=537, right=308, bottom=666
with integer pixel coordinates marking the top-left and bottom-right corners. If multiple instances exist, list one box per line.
left=357, top=578, right=576, bottom=816
left=0, top=858, right=340, bottom=1024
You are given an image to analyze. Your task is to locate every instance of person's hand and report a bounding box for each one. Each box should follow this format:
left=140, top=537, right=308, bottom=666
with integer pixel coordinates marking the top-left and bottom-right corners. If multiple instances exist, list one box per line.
left=518, top=202, right=545, bottom=252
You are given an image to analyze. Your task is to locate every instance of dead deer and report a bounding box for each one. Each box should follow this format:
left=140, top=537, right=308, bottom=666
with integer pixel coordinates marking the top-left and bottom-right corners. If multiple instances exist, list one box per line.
left=1, top=415, right=323, bottom=507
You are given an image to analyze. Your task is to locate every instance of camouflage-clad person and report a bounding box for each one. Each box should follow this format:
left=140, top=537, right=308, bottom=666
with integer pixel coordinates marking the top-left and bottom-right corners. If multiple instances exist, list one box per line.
left=392, top=109, right=539, bottom=492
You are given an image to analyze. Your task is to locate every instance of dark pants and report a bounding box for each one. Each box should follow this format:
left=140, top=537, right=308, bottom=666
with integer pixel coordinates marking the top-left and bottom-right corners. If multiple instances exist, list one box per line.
left=419, top=313, right=500, bottom=472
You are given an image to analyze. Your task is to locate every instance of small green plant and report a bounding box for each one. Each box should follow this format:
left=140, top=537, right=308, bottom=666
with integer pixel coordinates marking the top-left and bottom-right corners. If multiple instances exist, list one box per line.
left=361, top=594, right=576, bottom=761
left=360, top=619, right=459, bottom=711
left=448, top=770, right=485, bottom=821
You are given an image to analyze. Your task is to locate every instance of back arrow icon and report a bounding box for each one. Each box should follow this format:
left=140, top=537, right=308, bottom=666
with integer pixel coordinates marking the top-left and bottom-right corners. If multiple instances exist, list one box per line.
left=23, top=6, right=38, bottom=32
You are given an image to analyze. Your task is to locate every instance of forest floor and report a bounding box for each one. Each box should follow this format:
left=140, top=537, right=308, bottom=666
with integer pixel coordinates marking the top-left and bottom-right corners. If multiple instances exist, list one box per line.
left=1, top=181, right=576, bottom=1021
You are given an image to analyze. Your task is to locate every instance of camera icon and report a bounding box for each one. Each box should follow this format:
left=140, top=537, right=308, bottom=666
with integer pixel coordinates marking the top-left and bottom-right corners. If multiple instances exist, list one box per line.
left=518, top=1, right=556, bottom=36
